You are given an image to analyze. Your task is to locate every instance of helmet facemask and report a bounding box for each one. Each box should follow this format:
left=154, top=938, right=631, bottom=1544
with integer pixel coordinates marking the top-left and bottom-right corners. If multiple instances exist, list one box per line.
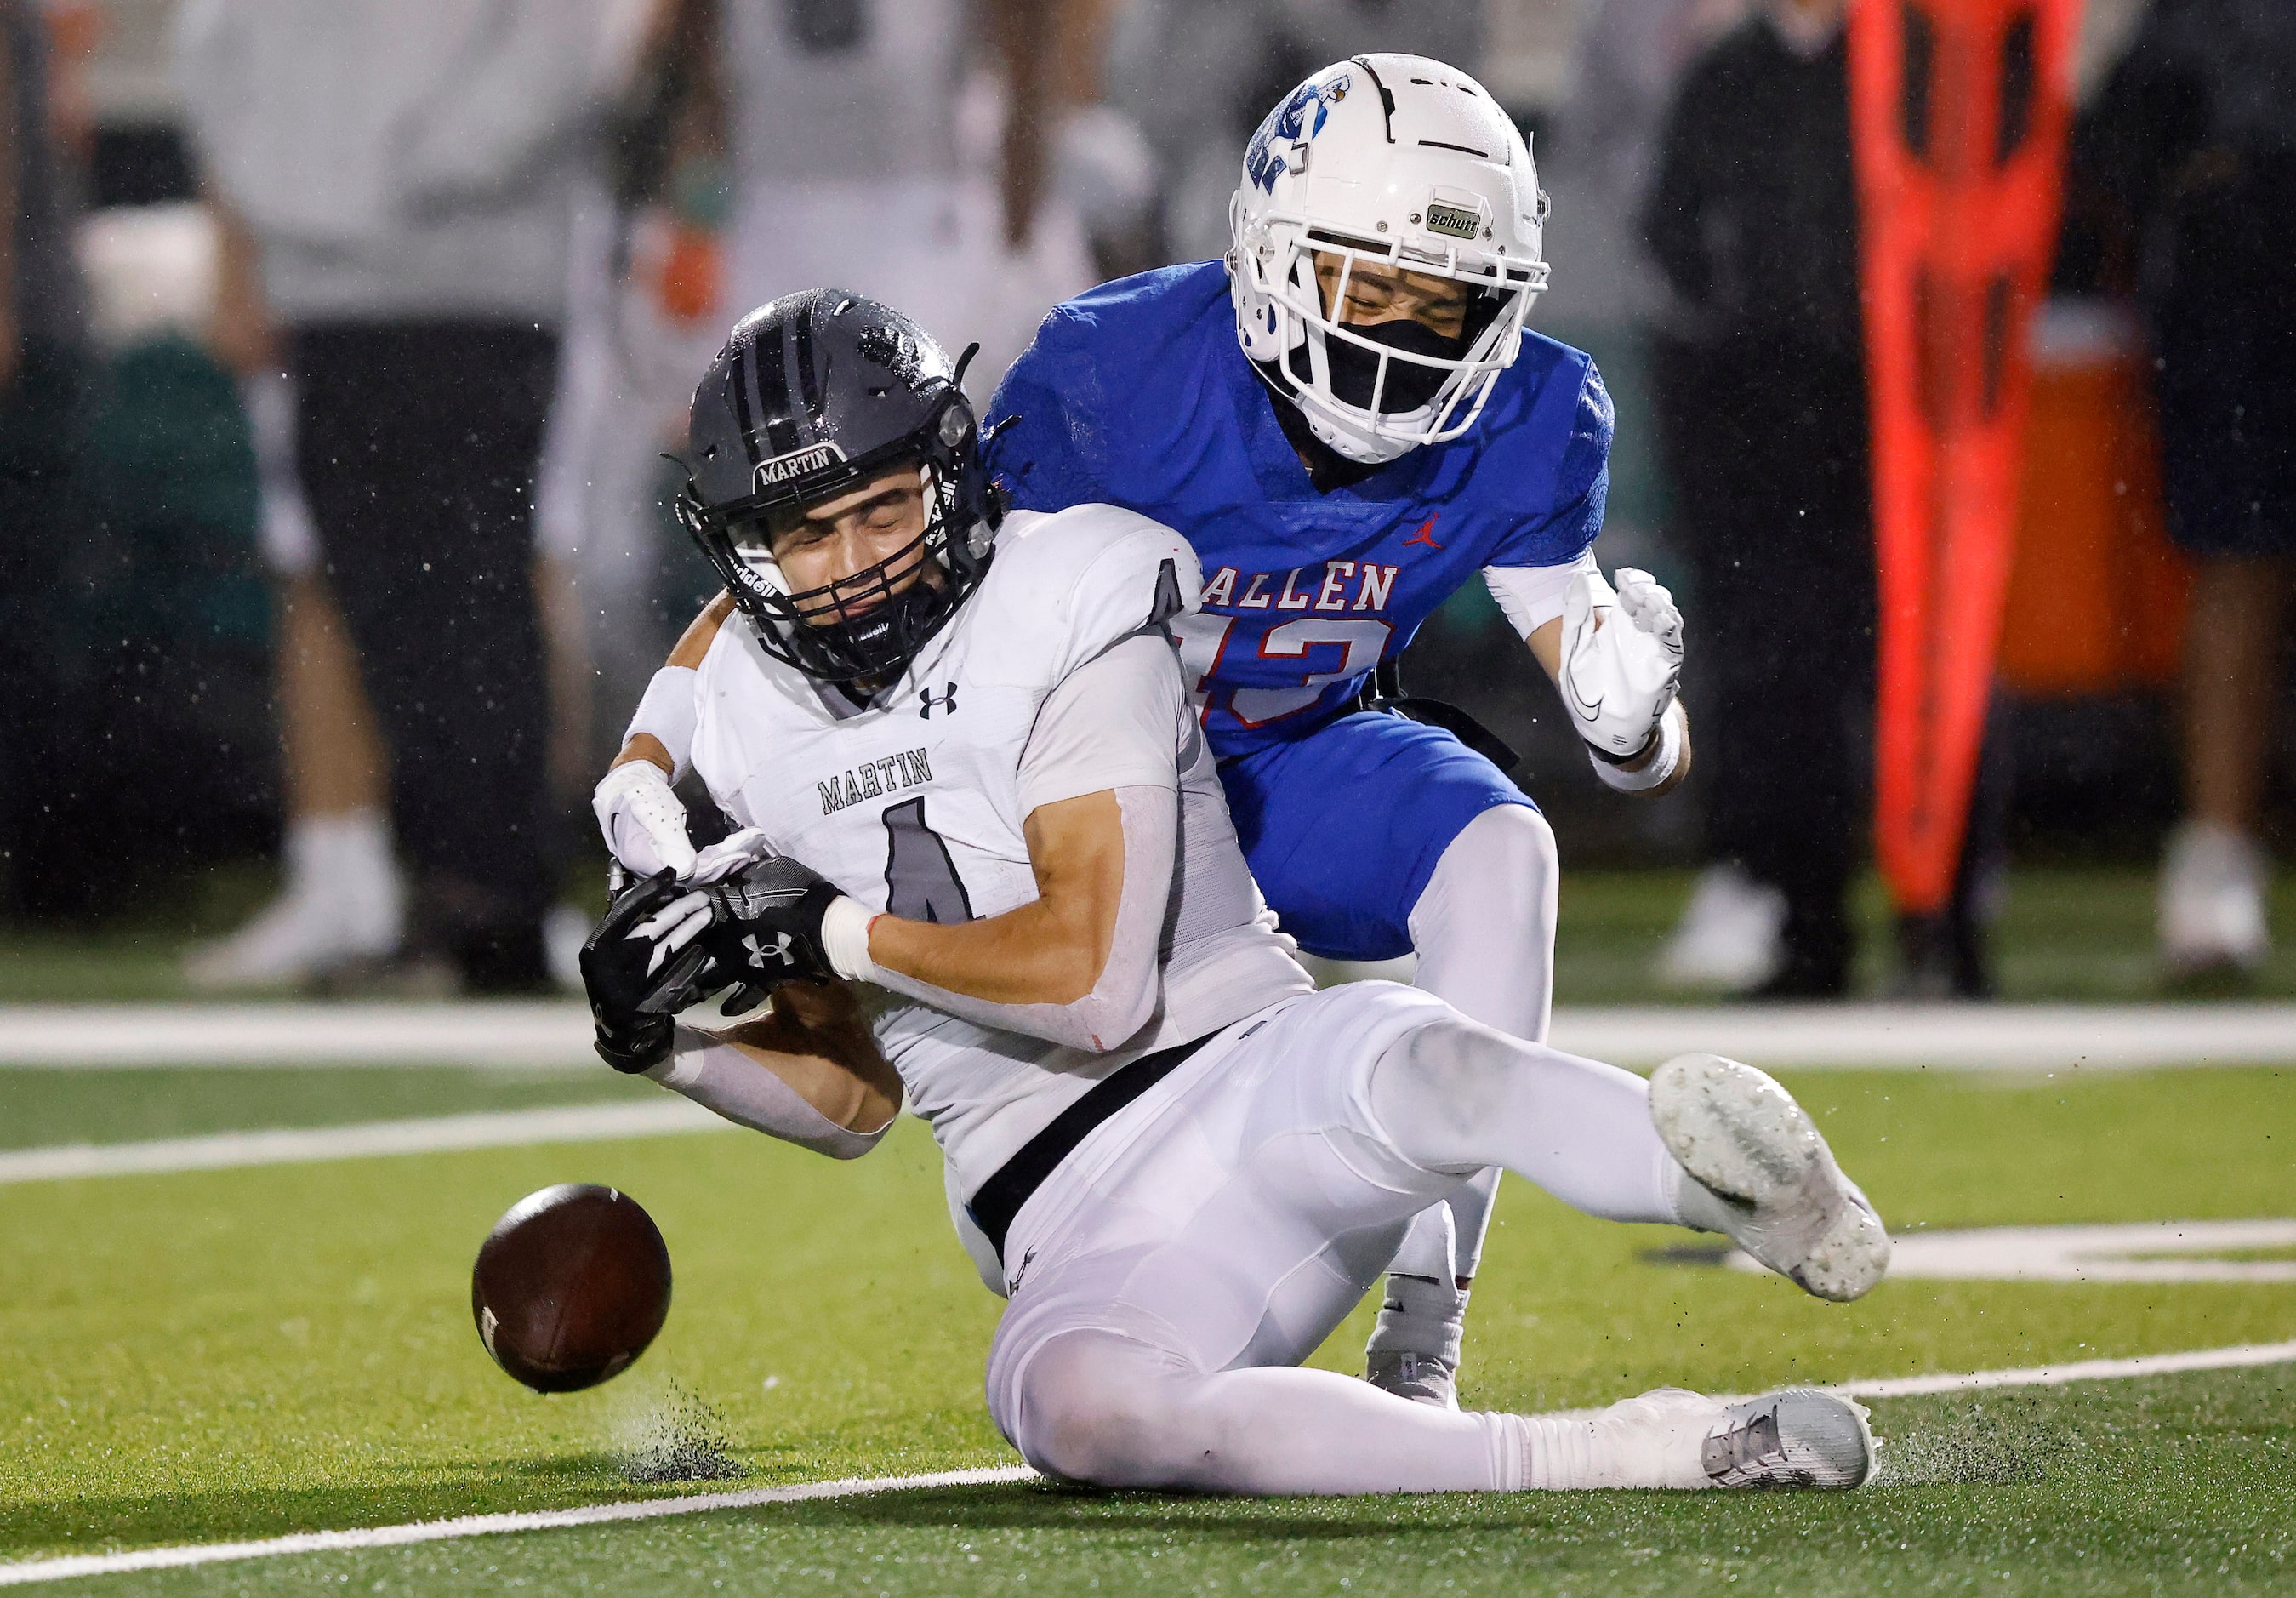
left=1239, top=210, right=1543, bottom=464
left=680, top=405, right=996, bottom=688
left=1226, top=54, right=1554, bottom=466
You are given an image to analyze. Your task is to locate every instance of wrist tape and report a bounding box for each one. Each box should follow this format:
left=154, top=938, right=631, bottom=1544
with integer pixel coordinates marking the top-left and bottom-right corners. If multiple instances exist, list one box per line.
left=820, top=895, right=879, bottom=983
left=1588, top=699, right=1684, bottom=794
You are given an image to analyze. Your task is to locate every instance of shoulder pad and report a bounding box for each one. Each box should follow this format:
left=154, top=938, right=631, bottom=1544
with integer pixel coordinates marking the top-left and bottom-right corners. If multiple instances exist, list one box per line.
left=986, top=265, right=1232, bottom=514
left=961, top=506, right=1202, bottom=689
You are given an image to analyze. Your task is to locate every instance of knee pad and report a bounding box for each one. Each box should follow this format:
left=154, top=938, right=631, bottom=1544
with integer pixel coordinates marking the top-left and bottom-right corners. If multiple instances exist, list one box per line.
left=1366, top=1013, right=1530, bottom=1168
left=1008, top=1330, right=1191, bottom=1488
left=1475, top=804, right=1558, bottom=899
left=1413, top=804, right=1558, bottom=945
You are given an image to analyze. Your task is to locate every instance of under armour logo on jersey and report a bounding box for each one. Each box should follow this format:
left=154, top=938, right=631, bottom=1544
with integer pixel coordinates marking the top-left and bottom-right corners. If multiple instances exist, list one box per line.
left=743, top=931, right=799, bottom=970
left=919, top=683, right=959, bottom=719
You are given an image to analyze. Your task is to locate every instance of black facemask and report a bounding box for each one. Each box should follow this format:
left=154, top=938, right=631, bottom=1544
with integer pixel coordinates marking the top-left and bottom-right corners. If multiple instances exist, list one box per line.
left=1323, top=318, right=1471, bottom=414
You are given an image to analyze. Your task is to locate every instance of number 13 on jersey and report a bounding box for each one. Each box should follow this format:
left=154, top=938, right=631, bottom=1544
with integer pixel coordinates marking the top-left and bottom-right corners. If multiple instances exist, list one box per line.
left=1172, top=612, right=1394, bottom=730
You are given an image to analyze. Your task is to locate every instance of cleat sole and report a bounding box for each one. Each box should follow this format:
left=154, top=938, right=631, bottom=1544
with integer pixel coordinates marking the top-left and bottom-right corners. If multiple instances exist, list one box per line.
left=1652, top=1053, right=1890, bottom=1302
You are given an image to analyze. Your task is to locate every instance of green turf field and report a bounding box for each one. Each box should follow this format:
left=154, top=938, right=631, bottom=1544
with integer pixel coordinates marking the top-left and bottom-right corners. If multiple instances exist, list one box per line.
left=1, top=1055, right=2290, bottom=1592
left=0, top=1065, right=649, bottom=1151
left=11, top=863, right=2296, bottom=1003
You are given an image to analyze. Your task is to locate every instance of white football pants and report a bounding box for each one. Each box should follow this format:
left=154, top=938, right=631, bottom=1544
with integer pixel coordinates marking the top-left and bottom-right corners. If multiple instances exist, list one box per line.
left=1387, top=802, right=1561, bottom=1289
left=984, top=982, right=1693, bottom=1494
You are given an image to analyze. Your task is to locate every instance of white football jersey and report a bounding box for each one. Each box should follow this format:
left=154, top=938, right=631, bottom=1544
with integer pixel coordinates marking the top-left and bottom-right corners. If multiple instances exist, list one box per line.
left=687, top=504, right=1313, bottom=1274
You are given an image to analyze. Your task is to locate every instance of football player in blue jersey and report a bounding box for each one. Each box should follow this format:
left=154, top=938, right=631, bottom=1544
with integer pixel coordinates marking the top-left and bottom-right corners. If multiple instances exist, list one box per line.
left=986, top=54, right=1692, bottom=1410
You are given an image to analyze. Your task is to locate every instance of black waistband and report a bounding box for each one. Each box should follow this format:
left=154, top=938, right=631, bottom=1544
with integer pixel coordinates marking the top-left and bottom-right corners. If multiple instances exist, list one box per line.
left=965, top=1032, right=1214, bottom=1265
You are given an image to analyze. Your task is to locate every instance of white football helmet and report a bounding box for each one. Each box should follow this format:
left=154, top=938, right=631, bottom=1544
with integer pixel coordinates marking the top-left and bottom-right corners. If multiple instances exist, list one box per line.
left=1228, top=54, right=1550, bottom=465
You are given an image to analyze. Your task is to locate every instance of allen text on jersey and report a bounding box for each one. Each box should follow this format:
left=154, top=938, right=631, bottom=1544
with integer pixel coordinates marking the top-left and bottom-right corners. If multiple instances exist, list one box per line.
left=1199, top=561, right=1399, bottom=614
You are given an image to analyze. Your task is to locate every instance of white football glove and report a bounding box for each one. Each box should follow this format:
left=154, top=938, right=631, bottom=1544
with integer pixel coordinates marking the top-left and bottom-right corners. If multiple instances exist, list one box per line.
left=1558, top=566, right=1685, bottom=761
left=592, top=760, right=698, bottom=879
left=688, top=826, right=778, bottom=885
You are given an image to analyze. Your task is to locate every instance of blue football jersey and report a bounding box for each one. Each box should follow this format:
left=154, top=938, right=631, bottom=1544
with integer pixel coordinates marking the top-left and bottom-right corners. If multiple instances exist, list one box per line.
left=985, top=261, right=1612, bottom=758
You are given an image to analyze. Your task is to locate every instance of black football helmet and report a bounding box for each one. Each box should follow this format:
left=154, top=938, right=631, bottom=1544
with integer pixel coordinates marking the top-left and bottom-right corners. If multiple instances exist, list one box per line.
left=675, top=290, right=999, bottom=686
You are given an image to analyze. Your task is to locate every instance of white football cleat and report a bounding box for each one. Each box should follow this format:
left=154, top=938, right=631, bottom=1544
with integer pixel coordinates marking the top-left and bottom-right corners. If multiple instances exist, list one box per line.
left=1702, top=1389, right=1876, bottom=1488
left=1574, top=1385, right=1874, bottom=1490
left=1650, top=1053, right=1889, bottom=1302
left=1656, top=863, right=1786, bottom=993
left=2159, top=820, right=2270, bottom=975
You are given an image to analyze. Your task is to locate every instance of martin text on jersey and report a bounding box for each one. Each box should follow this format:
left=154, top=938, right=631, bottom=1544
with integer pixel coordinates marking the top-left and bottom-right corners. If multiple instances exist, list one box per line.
left=820, top=747, right=933, bottom=816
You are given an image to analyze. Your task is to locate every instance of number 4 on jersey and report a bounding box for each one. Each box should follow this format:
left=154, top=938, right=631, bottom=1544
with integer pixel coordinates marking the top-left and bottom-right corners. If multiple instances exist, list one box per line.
left=883, top=796, right=974, bottom=922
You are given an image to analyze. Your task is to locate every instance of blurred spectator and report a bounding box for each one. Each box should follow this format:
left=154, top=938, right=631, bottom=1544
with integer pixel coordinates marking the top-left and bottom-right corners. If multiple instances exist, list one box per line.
left=538, top=0, right=1103, bottom=784
left=717, top=0, right=1091, bottom=388
left=0, top=0, right=93, bottom=922
left=1105, top=0, right=1483, bottom=266
left=1640, top=0, right=2004, bottom=997
left=178, top=94, right=402, bottom=988
left=2085, top=0, right=2296, bottom=982
left=174, top=0, right=618, bottom=992
left=1541, top=0, right=1741, bottom=332
left=179, top=358, right=402, bottom=990
left=533, top=0, right=732, bottom=778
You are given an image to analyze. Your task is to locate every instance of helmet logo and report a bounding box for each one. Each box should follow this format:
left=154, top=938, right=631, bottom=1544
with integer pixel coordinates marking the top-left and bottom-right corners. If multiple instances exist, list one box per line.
left=1423, top=199, right=1483, bottom=241
left=753, top=441, right=846, bottom=494
left=1245, top=72, right=1353, bottom=193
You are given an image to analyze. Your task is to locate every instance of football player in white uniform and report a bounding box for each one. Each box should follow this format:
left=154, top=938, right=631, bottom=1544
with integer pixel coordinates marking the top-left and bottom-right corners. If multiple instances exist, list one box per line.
left=582, top=291, right=1889, bottom=1495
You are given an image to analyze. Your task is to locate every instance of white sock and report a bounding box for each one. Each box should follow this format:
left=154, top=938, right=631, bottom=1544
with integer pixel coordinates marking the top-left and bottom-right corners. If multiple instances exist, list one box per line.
left=1491, top=1391, right=1714, bottom=1490
left=1364, top=1270, right=1468, bottom=1368
left=310, top=808, right=402, bottom=954
left=273, top=815, right=333, bottom=905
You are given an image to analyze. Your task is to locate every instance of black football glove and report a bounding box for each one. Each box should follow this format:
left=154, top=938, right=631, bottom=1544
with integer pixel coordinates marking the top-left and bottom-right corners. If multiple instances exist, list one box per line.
left=579, top=869, right=722, bottom=1073
left=699, top=853, right=843, bottom=1013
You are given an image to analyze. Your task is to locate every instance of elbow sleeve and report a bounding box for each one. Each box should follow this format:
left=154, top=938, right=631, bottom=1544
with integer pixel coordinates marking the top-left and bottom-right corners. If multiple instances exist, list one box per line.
left=868, top=785, right=1176, bottom=1052
left=1484, top=551, right=1599, bottom=641
left=648, top=1026, right=891, bottom=1159
left=624, top=665, right=699, bottom=781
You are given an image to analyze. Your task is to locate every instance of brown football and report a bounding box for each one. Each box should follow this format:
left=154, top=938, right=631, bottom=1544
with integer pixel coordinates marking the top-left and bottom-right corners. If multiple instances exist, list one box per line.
left=471, top=1184, right=673, bottom=1394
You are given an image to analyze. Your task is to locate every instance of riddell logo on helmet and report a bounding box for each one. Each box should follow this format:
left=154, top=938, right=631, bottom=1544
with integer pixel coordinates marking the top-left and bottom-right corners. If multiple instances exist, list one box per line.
left=753, top=442, right=846, bottom=493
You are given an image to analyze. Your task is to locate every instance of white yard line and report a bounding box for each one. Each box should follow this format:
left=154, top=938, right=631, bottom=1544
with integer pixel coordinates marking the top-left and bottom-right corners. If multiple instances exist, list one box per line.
left=0, top=1101, right=729, bottom=1185
left=3, top=1341, right=2293, bottom=1586
left=4, top=1001, right=2294, bottom=1070
left=1547, top=1003, right=2296, bottom=1070
left=0, top=1466, right=1040, bottom=1588
left=1826, top=1338, right=2296, bottom=1400
left=0, top=1003, right=593, bottom=1067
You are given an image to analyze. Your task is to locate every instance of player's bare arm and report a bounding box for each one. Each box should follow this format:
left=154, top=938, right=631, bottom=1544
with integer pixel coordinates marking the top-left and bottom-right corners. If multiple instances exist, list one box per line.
left=715, top=979, right=901, bottom=1133
left=869, top=790, right=1127, bottom=1006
